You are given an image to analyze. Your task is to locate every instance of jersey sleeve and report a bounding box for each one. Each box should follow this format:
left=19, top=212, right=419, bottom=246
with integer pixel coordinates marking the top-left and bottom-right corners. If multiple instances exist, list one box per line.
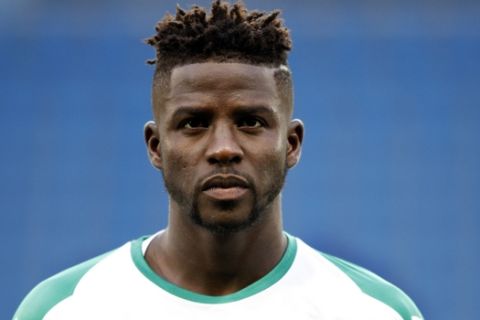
left=321, top=253, right=424, bottom=320
left=13, top=252, right=109, bottom=320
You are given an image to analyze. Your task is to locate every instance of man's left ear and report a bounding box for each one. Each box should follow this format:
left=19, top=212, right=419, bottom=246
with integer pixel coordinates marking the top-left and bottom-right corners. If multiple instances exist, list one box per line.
left=286, top=119, right=304, bottom=168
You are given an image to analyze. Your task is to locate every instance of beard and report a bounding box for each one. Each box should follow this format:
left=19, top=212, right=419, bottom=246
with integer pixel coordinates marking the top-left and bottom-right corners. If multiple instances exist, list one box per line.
left=162, top=164, right=287, bottom=234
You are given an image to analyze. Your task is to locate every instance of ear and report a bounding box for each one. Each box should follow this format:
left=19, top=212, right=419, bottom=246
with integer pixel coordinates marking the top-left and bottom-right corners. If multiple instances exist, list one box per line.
left=144, top=121, right=163, bottom=170
left=286, top=119, right=304, bottom=168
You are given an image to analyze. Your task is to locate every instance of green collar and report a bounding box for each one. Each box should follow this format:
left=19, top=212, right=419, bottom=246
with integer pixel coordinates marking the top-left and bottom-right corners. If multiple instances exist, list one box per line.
left=130, top=232, right=297, bottom=304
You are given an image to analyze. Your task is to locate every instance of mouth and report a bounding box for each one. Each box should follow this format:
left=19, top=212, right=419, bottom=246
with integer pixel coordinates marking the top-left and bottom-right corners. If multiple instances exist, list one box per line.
left=201, top=175, right=250, bottom=201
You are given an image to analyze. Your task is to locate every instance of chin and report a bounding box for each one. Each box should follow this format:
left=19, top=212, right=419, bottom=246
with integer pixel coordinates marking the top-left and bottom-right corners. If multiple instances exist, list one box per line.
left=190, top=203, right=261, bottom=235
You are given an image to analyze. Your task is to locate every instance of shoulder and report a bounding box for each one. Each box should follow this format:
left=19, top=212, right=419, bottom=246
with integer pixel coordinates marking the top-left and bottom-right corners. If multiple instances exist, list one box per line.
left=319, top=250, right=423, bottom=320
left=13, top=249, right=115, bottom=320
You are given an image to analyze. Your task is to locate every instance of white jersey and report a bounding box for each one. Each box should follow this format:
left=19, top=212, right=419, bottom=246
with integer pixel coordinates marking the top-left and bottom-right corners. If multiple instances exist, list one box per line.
left=14, top=233, right=423, bottom=320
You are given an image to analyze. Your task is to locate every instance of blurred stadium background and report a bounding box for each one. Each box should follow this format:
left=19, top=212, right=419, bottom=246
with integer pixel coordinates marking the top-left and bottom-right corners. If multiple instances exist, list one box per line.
left=1, top=0, right=479, bottom=319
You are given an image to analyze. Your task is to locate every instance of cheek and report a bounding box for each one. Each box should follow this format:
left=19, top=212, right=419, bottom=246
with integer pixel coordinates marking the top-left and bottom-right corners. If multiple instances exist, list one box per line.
left=160, top=143, right=194, bottom=178
left=251, top=143, right=287, bottom=177
left=161, top=139, right=208, bottom=187
left=263, top=134, right=288, bottom=162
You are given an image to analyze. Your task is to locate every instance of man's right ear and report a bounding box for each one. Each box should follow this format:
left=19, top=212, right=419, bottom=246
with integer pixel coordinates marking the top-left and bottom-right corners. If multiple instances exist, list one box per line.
left=144, top=121, right=163, bottom=170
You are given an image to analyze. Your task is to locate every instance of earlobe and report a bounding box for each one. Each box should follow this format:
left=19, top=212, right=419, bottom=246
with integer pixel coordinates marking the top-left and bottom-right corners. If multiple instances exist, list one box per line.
left=286, top=119, right=304, bottom=168
left=144, top=121, right=163, bottom=170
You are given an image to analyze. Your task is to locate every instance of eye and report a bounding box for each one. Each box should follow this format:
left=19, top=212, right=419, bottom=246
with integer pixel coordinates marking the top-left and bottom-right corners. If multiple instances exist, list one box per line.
left=237, top=117, right=264, bottom=129
left=180, top=117, right=210, bottom=129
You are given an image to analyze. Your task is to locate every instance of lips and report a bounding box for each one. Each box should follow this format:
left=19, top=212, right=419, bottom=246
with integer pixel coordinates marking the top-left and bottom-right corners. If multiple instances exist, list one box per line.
left=201, top=175, right=249, bottom=201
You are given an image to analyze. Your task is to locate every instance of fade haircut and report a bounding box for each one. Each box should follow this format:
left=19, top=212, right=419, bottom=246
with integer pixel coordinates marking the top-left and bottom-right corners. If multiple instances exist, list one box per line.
left=146, top=0, right=293, bottom=114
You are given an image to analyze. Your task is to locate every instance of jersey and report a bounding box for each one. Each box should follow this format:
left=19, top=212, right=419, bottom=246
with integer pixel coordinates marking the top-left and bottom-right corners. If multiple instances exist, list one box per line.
left=14, top=233, right=423, bottom=320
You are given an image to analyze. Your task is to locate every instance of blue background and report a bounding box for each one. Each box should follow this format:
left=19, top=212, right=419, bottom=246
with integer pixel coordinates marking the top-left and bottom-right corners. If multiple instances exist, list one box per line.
left=1, top=0, right=479, bottom=319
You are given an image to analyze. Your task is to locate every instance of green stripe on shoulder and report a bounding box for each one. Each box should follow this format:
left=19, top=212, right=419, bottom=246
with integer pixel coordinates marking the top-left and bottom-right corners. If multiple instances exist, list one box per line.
left=321, top=253, right=423, bottom=320
left=13, top=251, right=110, bottom=320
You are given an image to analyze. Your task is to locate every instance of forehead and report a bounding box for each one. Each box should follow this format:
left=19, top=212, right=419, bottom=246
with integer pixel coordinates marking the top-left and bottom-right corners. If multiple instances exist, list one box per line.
left=165, top=62, right=279, bottom=106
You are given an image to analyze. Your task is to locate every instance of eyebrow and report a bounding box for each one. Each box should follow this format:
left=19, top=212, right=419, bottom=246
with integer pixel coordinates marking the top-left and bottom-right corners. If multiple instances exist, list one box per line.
left=170, top=105, right=276, bottom=120
left=169, top=106, right=213, bottom=121
left=232, top=105, right=275, bottom=116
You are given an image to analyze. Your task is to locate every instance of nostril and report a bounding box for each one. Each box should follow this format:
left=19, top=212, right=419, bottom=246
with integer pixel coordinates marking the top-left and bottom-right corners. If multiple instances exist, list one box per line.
left=231, top=155, right=241, bottom=163
left=207, top=154, right=242, bottom=165
left=207, top=149, right=242, bottom=165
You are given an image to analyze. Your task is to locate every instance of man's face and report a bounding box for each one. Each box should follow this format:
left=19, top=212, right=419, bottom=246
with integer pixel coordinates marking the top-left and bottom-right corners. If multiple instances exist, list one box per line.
left=146, top=62, right=303, bottom=233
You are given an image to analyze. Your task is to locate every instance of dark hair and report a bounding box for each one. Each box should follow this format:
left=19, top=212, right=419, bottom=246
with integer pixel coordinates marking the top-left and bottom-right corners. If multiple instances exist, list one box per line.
left=146, top=0, right=292, bottom=71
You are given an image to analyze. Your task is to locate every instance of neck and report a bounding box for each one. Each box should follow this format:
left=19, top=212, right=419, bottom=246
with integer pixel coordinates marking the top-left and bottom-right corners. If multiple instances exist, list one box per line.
left=145, top=198, right=286, bottom=296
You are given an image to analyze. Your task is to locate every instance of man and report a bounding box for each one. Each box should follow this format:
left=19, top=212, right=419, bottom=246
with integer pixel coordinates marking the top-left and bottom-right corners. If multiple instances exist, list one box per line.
left=14, top=1, right=423, bottom=319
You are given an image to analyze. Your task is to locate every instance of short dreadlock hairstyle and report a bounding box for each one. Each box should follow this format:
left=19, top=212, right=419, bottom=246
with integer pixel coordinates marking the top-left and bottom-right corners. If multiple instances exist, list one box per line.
left=146, top=0, right=292, bottom=70
left=146, top=0, right=293, bottom=110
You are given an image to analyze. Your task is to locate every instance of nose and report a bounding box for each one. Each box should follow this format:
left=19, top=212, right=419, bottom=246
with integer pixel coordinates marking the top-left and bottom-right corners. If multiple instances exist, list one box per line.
left=206, top=124, right=243, bottom=165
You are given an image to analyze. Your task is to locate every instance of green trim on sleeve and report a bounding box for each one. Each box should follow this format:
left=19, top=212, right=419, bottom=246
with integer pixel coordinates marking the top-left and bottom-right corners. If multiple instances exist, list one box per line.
left=13, top=252, right=110, bottom=320
left=321, top=253, right=423, bottom=320
left=131, top=233, right=297, bottom=304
